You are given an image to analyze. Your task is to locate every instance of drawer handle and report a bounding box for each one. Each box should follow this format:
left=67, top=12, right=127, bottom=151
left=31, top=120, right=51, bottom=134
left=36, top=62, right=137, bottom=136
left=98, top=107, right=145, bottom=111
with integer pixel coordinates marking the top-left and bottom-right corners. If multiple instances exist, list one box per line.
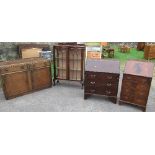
left=21, top=66, right=25, bottom=69
left=90, top=74, right=96, bottom=78
left=90, top=90, right=95, bottom=93
left=4, top=68, right=9, bottom=72
left=107, top=83, right=112, bottom=87
left=106, top=90, right=111, bottom=95
left=127, top=77, right=131, bottom=80
left=107, top=76, right=112, bottom=79
left=90, top=81, right=95, bottom=84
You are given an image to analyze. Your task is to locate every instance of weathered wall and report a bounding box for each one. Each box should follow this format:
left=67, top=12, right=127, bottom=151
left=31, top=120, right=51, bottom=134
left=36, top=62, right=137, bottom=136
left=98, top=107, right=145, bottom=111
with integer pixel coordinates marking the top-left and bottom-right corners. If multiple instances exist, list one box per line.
left=0, top=42, right=55, bottom=61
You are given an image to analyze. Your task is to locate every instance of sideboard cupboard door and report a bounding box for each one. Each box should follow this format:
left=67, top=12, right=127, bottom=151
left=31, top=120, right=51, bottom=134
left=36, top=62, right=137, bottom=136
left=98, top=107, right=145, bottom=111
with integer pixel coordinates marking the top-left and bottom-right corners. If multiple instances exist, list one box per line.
left=31, top=67, right=52, bottom=90
left=2, top=71, right=30, bottom=99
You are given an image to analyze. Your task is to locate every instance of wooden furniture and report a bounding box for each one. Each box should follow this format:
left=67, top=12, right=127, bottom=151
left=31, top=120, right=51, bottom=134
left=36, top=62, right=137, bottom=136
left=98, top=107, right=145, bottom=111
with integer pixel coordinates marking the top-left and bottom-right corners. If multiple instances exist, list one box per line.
left=87, top=52, right=101, bottom=59
left=137, top=42, right=145, bottom=51
left=0, top=58, right=52, bottom=99
left=102, top=48, right=115, bottom=58
left=86, top=46, right=102, bottom=59
left=120, top=46, right=130, bottom=53
left=18, top=44, right=49, bottom=59
left=120, top=60, right=154, bottom=111
left=84, top=60, right=120, bottom=103
left=53, top=44, right=85, bottom=86
left=144, top=44, right=155, bottom=59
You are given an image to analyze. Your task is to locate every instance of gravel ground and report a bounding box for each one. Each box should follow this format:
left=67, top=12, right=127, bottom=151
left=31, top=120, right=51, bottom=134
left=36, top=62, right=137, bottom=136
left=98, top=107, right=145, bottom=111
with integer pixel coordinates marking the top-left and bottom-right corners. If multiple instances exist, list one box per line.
left=0, top=74, right=155, bottom=112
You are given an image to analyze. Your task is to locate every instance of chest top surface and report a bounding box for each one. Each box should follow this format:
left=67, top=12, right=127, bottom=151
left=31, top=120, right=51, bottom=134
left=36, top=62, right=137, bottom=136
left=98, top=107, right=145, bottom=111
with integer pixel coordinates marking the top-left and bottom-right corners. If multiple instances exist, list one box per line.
left=124, top=60, right=154, bottom=78
left=85, top=59, right=120, bottom=74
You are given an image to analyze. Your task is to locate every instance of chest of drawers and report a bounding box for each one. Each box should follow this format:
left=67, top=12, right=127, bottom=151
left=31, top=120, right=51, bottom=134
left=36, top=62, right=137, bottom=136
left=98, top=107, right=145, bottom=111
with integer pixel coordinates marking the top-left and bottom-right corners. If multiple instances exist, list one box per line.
left=84, top=60, right=120, bottom=103
left=0, top=58, right=52, bottom=99
left=137, top=42, right=145, bottom=51
left=144, top=44, right=155, bottom=59
left=120, top=60, right=154, bottom=111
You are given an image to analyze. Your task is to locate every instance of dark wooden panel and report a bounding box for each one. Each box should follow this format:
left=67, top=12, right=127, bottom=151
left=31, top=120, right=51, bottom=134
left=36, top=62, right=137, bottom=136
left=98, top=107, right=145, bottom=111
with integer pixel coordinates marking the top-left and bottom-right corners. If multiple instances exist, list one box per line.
left=120, top=60, right=154, bottom=111
left=84, top=60, right=120, bottom=103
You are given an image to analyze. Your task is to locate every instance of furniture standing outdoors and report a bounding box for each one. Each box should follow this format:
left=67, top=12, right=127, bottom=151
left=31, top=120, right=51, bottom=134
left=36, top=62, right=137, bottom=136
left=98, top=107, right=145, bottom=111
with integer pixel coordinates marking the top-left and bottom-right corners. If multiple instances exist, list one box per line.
left=84, top=59, right=120, bottom=104
left=0, top=58, right=52, bottom=99
left=53, top=44, right=85, bottom=87
left=137, top=42, right=145, bottom=51
left=120, top=45, right=130, bottom=53
left=103, top=48, right=115, bottom=58
left=86, top=46, right=102, bottom=59
left=18, top=44, right=50, bottom=59
left=144, top=44, right=155, bottom=59
left=120, top=60, right=154, bottom=111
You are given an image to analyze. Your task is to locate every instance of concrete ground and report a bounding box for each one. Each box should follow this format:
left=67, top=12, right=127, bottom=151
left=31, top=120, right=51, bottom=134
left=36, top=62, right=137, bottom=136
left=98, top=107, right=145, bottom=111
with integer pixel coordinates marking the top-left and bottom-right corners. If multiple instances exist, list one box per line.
left=0, top=73, right=155, bottom=112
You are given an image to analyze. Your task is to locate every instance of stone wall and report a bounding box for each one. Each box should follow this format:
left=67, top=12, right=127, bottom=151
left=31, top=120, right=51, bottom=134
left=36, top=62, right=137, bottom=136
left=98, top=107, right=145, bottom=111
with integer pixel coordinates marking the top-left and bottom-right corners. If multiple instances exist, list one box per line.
left=0, top=42, right=55, bottom=61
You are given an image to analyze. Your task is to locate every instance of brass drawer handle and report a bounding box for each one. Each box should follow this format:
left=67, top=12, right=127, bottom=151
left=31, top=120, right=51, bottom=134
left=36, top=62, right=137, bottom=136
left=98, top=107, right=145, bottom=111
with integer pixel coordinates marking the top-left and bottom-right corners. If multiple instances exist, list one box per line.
left=21, top=66, right=25, bottom=69
left=90, top=90, right=95, bottom=93
left=107, top=76, right=112, bottom=79
left=90, top=74, right=96, bottom=78
left=107, top=83, right=112, bottom=87
left=90, top=81, right=95, bottom=84
left=126, top=76, right=131, bottom=80
left=106, top=90, right=111, bottom=94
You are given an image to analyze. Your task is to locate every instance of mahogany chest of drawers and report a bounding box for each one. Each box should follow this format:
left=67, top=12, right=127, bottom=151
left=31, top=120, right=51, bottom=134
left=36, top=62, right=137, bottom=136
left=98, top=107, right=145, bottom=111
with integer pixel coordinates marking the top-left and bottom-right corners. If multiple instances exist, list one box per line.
left=137, top=42, right=145, bottom=51
left=84, top=60, right=120, bottom=103
left=120, top=60, right=154, bottom=111
left=0, top=58, right=52, bottom=99
left=144, top=44, right=155, bottom=59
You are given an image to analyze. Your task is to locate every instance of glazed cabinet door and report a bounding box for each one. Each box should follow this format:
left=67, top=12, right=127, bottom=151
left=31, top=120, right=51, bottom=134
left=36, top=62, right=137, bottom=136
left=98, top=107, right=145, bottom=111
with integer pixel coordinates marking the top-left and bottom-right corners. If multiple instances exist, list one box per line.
left=69, top=47, right=82, bottom=81
left=55, top=46, right=68, bottom=80
left=31, top=67, right=52, bottom=90
left=2, top=71, right=31, bottom=99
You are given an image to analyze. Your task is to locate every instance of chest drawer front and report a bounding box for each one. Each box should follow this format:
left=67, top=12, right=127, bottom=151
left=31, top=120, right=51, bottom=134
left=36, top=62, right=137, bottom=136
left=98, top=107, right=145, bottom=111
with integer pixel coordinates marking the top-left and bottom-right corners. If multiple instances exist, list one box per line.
left=123, top=74, right=151, bottom=84
left=31, top=61, right=50, bottom=69
left=95, top=84, right=118, bottom=96
left=85, top=72, right=98, bottom=80
left=0, top=65, right=28, bottom=74
left=85, top=72, right=119, bottom=85
left=84, top=85, right=96, bottom=94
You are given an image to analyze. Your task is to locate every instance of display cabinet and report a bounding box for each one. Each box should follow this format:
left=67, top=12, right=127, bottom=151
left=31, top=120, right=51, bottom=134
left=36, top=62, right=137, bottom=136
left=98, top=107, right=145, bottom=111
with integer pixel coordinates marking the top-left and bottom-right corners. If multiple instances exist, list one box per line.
left=53, top=44, right=85, bottom=87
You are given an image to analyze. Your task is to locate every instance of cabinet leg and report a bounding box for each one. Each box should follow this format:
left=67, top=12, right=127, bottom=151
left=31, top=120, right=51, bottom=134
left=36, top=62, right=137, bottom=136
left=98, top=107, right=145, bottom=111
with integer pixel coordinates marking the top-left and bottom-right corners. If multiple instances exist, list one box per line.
left=119, top=101, right=123, bottom=105
left=53, top=79, right=56, bottom=86
left=84, top=94, right=87, bottom=100
left=81, top=81, right=84, bottom=89
left=57, top=80, right=60, bottom=84
left=109, top=97, right=117, bottom=104
left=142, top=107, right=146, bottom=112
